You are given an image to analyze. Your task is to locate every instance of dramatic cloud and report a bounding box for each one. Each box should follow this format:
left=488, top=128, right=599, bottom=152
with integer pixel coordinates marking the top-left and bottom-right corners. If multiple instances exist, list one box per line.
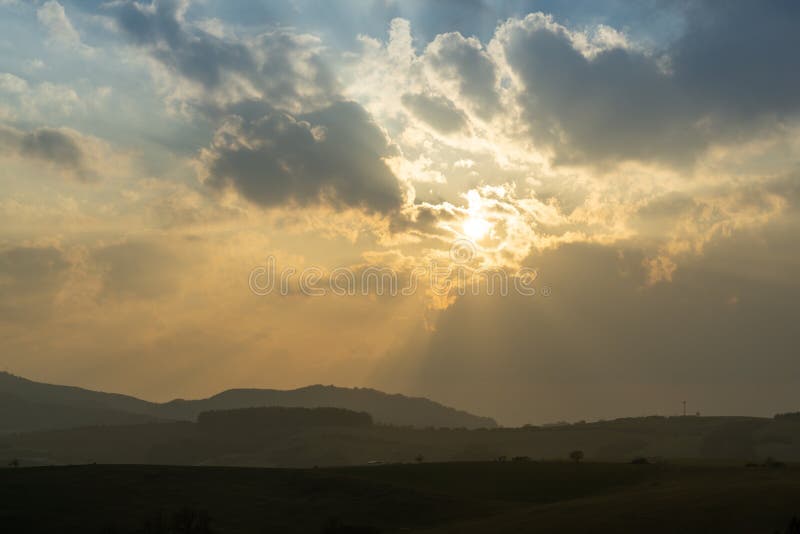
left=114, top=0, right=254, bottom=90
left=498, top=15, right=692, bottom=165
left=423, top=32, right=500, bottom=120
left=201, top=100, right=404, bottom=213
left=670, top=0, right=800, bottom=121
left=2, top=0, right=800, bottom=423
left=401, top=92, right=468, bottom=133
left=111, top=0, right=335, bottom=110
left=111, top=0, right=404, bottom=213
left=496, top=4, right=800, bottom=166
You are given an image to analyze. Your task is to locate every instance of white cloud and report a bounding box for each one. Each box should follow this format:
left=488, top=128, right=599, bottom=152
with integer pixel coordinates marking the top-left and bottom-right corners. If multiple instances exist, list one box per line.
left=0, top=72, right=113, bottom=122
left=37, top=1, right=88, bottom=52
left=0, top=72, right=28, bottom=93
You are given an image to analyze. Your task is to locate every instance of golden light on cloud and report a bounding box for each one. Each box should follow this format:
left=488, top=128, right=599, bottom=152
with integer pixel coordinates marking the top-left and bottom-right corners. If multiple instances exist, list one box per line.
left=462, top=189, right=493, bottom=241
left=463, top=215, right=491, bottom=241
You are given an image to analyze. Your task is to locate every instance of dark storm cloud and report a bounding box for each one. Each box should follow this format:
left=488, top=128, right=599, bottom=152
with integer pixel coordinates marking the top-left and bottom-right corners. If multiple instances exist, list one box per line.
left=671, top=0, right=800, bottom=120
left=500, top=1, right=800, bottom=165
left=424, top=32, right=500, bottom=119
left=110, top=0, right=335, bottom=109
left=502, top=21, right=696, bottom=164
left=110, top=1, right=405, bottom=213
left=113, top=0, right=255, bottom=89
left=401, top=92, right=468, bottom=133
left=0, top=125, right=91, bottom=181
left=203, top=100, right=404, bottom=213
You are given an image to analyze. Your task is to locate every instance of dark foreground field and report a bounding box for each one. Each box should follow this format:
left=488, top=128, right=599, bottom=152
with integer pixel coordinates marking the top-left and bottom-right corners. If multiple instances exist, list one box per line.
left=2, top=462, right=800, bottom=533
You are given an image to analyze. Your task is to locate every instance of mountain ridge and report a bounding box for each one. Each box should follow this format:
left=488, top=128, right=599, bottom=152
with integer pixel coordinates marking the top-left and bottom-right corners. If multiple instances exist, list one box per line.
left=0, top=372, right=497, bottom=432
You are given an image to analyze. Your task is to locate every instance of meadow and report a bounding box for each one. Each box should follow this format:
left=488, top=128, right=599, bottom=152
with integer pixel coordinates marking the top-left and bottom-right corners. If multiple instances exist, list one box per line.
left=2, top=461, right=799, bottom=533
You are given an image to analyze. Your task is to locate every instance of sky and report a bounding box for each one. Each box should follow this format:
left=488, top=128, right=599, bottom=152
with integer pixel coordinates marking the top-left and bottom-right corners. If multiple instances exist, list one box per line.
left=1, top=0, right=799, bottom=425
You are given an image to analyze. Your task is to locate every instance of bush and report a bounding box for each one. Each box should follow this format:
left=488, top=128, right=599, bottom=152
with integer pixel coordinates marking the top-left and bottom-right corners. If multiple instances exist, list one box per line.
left=631, top=457, right=650, bottom=465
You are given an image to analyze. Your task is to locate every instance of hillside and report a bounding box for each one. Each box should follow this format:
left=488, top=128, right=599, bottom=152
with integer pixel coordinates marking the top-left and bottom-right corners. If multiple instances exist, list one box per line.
left=0, top=373, right=496, bottom=432
left=152, top=385, right=497, bottom=429
left=0, top=372, right=158, bottom=415
left=0, top=392, right=160, bottom=434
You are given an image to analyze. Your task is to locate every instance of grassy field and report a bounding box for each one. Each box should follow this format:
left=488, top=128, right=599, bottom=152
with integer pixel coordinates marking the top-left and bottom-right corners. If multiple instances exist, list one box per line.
left=1, top=462, right=799, bottom=533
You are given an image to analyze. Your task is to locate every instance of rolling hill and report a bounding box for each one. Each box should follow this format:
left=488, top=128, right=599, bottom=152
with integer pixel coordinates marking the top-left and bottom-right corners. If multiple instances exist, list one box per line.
left=0, top=372, right=497, bottom=433
left=0, top=392, right=160, bottom=434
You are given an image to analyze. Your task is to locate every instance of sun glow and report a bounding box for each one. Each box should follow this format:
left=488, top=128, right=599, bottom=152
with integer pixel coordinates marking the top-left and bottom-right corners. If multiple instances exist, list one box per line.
left=463, top=216, right=491, bottom=241
left=462, top=189, right=493, bottom=241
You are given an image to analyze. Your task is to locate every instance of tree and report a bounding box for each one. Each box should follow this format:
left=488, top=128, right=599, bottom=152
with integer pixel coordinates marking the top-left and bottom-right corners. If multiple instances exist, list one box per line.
left=8, top=458, right=19, bottom=468
left=415, top=454, right=424, bottom=463
left=569, top=450, right=584, bottom=463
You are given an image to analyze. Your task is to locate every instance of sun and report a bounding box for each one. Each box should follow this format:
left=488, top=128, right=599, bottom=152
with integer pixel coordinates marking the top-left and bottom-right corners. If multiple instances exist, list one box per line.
left=463, top=216, right=491, bottom=241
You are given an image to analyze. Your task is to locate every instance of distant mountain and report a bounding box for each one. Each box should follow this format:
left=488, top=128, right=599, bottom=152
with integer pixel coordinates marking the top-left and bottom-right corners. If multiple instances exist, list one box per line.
left=0, top=392, right=159, bottom=434
left=0, top=373, right=162, bottom=433
left=0, top=372, right=497, bottom=433
left=151, top=385, right=497, bottom=429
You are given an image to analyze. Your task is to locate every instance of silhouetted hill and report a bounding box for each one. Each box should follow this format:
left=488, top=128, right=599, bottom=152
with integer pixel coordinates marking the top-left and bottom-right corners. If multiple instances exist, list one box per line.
left=153, top=385, right=497, bottom=429
left=0, top=392, right=159, bottom=434
left=0, top=372, right=157, bottom=414
left=0, top=372, right=497, bottom=432
left=0, top=373, right=162, bottom=433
